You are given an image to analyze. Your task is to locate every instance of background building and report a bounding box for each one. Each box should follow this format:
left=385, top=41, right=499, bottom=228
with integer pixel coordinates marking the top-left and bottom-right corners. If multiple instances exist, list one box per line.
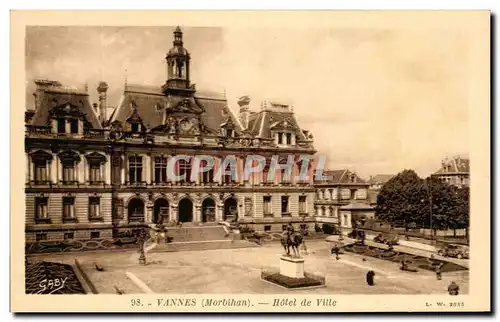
left=24, top=27, right=317, bottom=242
left=314, top=169, right=374, bottom=229
left=431, top=156, right=470, bottom=187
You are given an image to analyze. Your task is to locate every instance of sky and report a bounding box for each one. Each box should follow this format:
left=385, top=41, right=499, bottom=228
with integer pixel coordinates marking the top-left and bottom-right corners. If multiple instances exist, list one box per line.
left=25, top=25, right=469, bottom=179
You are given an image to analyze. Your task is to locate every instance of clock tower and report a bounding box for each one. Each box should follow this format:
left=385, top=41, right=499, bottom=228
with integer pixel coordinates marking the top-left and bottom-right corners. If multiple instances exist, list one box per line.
left=162, top=26, right=195, bottom=97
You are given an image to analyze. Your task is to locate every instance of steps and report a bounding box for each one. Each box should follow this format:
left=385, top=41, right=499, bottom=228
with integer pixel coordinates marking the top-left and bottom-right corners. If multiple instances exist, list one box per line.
left=150, top=240, right=258, bottom=253
left=163, top=225, right=231, bottom=243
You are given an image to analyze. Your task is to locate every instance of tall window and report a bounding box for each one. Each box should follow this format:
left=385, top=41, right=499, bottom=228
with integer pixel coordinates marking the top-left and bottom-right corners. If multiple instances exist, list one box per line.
left=299, top=195, right=307, bottom=214
left=222, top=163, right=235, bottom=184
left=35, top=197, right=48, bottom=222
left=281, top=196, right=289, bottom=214
left=280, top=168, right=290, bottom=183
left=57, top=119, right=66, bottom=134
left=226, top=129, right=233, bottom=137
left=89, top=197, right=100, bottom=218
left=178, top=159, right=191, bottom=183
left=62, top=197, right=75, bottom=220
left=200, top=159, right=214, bottom=184
left=129, top=156, right=143, bottom=183
left=262, top=160, right=271, bottom=183
left=263, top=196, right=272, bottom=214
left=350, top=189, right=357, bottom=200
left=70, top=119, right=79, bottom=134
left=89, top=163, right=101, bottom=182
left=278, top=133, right=283, bottom=144
left=62, top=161, right=76, bottom=183
left=154, top=156, right=168, bottom=184
left=286, top=133, right=292, bottom=145
left=34, top=161, right=48, bottom=183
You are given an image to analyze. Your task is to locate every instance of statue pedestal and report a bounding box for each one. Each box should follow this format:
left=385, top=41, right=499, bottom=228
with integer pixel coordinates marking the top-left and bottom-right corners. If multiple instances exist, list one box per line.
left=280, top=256, right=305, bottom=279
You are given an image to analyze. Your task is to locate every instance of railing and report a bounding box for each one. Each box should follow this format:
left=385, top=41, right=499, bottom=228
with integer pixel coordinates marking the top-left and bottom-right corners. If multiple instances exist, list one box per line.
left=84, top=129, right=106, bottom=139
left=25, top=125, right=52, bottom=135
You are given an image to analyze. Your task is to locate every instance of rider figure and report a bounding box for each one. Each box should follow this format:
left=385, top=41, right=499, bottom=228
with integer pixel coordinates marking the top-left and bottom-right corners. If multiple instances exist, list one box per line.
left=286, top=223, right=295, bottom=244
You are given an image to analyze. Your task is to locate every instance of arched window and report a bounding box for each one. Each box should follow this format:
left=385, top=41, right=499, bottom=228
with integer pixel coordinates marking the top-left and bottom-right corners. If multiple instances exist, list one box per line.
left=128, top=198, right=145, bottom=223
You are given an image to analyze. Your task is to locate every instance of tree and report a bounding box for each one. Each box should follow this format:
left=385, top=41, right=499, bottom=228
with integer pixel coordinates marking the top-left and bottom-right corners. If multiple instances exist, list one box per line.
left=451, top=186, right=470, bottom=238
left=375, top=170, right=427, bottom=230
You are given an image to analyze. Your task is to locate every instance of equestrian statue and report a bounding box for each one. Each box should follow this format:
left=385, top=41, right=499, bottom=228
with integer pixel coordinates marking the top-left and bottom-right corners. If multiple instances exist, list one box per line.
left=281, top=223, right=304, bottom=257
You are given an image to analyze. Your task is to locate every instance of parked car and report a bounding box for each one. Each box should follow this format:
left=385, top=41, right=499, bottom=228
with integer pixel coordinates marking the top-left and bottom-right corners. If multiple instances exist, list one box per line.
left=437, top=244, right=469, bottom=259
left=373, top=233, right=399, bottom=246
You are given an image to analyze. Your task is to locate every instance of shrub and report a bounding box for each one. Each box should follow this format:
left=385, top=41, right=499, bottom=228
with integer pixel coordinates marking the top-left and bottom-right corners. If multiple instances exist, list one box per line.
left=322, top=224, right=335, bottom=235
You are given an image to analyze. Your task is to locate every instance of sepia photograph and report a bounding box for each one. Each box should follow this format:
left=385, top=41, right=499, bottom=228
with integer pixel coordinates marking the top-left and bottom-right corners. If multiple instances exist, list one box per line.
left=10, top=10, right=491, bottom=312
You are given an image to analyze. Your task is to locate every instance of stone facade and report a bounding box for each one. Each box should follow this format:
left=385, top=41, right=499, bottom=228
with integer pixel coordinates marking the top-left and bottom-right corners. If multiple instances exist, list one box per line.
left=24, top=27, right=317, bottom=242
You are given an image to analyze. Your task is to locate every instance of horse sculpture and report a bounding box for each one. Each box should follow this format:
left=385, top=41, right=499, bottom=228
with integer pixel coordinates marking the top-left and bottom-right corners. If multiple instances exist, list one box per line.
left=281, top=231, right=304, bottom=257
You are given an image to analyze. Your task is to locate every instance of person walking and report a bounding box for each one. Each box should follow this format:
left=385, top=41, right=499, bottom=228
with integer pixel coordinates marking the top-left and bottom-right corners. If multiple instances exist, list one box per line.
left=435, top=264, right=443, bottom=280
left=448, top=281, right=459, bottom=295
left=366, top=270, right=375, bottom=286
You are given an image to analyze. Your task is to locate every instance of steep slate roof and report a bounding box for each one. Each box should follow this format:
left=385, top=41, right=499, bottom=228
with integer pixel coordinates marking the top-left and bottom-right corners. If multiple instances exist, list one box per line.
left=258, top=110, right=307, bottom=141
left=316, top=169, right=368, bottom=184
left=434, top=157, right=470, bottom=175
left=368, top=174, right=395, bottom=185
left=29, top=84, right=101, bottom=129
left=109, top=84, right=242, bottom=134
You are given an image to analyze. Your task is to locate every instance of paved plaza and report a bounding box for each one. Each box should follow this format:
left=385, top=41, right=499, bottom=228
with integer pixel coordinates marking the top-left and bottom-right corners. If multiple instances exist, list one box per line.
left=29, top=240, right=469, bottom=295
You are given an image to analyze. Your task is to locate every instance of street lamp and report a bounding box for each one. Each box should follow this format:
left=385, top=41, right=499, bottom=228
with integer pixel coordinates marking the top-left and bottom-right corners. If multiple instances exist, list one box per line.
left=426, top=178, right=433, bottom=244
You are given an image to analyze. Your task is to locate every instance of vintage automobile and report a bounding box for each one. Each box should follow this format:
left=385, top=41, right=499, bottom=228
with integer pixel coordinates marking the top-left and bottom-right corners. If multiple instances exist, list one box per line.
left=437, top=243, right=469, bottom=259
left=373, top=232, right=400, bottom=246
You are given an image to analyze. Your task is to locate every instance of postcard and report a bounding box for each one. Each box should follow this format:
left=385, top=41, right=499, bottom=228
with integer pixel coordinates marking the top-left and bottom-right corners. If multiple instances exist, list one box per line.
left=10, top=10, right=490, bottom=312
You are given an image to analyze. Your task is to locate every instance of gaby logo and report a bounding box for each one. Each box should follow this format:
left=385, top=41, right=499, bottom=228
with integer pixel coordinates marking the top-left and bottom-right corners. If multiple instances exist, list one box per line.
left=156, top=154, right=331, bottom=182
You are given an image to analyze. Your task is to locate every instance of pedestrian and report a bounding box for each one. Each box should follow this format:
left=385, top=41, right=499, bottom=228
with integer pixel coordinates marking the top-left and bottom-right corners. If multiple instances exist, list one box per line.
left=435, top=264, right=442, bottom=280
left=448, top=281, right=459, bottom=295
left=400, top=260, right=406, bottom=271
left=366, top=270, right=375, bottom=286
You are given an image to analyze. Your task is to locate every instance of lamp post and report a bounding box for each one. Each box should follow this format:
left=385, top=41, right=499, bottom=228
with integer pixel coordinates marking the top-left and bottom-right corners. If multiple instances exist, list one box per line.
left=427, top=177, right=433, bottom=244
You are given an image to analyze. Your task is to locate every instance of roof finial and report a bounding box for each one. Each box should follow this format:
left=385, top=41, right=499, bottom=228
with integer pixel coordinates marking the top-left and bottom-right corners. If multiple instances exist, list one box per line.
left=84, top=81, right=88, bottom=92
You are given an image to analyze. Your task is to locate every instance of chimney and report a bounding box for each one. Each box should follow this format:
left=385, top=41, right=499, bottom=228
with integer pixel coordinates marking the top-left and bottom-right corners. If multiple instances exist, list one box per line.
left=237, top=95, right=251, bottom=129
left=97, top=81, right=109, bottom=125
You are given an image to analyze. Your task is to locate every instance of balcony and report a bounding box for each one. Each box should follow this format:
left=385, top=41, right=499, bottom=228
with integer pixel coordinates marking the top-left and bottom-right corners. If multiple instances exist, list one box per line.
left=62, top=216, right=77, bottom=223
left=87, top=181, right=106, bottom=187
left=25, top=125, right=52, bottom=136
left=60, top=180, right=79, bottom=186
left=83, top=128, right=106, bottom=139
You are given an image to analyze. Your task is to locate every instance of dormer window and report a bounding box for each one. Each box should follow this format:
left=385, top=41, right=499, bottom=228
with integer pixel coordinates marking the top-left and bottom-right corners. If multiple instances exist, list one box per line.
left=131, top=123, right=141, bottom=133
left=70, top=119, right=79, bottom=134
left=286, top=133, right=292, bottom=145
left=278, top=133, right=283, bottom=144
left=57, top=119, right=66, bottom=134
left=226, top=129, right=233, bottom=137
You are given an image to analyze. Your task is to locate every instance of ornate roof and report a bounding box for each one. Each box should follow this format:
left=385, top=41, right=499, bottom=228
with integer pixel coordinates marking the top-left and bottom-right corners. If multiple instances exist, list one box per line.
left=108, top=84, right=242, bottom=134
left=28, top=82, right=101, bottom=129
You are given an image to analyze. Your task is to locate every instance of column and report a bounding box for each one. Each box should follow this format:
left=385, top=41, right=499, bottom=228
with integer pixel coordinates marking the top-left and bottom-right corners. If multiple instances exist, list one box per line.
left=65, top=119, right=70, bottom=134
left=25, top=153, right=30, bottom=183
left=146, top=203, right=154, bottom=223
left=105, top=154, right=111, bottom=185
left=77, top=158, right=85, bottom=183
left=274, top=132, right=279, bottom=144
left=216, top=204, right=224, bottom=221
left=51, top=119, right=57, bottom=134
left=57, top=158, right=62, bottom=183
left=78, top=120, right=83, bottom=135
left=318, top=206, right=323, bottom=217
left=326, top=206, right=331, bottom=217
left=291, top=134, right=296, bottom=146
left=195, top=205, right=202, bottom=223
left=171, top=205, right=179, bottom=222
left=121, top=155, right=126, bottom=184
left=145, top=154, right=151, bottom=184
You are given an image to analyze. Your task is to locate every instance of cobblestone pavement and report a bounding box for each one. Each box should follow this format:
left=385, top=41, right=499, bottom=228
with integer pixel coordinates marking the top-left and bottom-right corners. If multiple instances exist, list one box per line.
left=29, top=240, right=468, bottom=295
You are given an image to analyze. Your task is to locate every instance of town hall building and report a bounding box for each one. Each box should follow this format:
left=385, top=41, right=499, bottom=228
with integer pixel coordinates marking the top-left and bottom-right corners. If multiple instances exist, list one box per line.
left=24, top=27, right=317, bottom=242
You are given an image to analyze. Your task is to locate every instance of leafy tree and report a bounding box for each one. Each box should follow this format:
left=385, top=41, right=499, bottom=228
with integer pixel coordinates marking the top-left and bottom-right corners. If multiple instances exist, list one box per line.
left=375, top=170, right=427, bottom=229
